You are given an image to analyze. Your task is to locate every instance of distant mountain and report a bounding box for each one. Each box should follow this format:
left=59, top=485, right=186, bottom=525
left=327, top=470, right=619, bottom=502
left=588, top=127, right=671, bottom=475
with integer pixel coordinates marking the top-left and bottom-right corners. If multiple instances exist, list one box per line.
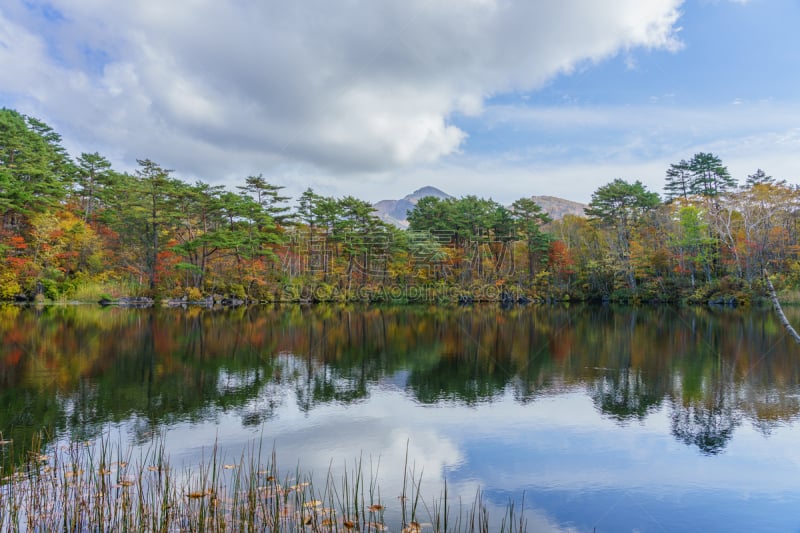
left=372, top=188, right=586, bottom=228
left=529, top=195, right=587, bottom=221
left=373, top=186, right=453, bottom=228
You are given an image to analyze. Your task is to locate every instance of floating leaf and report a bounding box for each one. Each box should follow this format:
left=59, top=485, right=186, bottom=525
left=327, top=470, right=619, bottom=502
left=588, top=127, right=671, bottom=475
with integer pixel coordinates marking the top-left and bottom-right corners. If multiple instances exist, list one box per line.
left=402, top=521, right=422, bottom=533
left=369, top=504, right=384, bottom=512
left=343, top=520, right=356, bottom=529
left=223, top=464, right=237, bottom=470
left=187, top=491, right=207, bottom=499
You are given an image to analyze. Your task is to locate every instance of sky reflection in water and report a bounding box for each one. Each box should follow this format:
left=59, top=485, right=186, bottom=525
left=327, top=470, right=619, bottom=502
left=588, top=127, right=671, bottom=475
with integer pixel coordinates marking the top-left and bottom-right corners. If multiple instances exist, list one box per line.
left=2, top=303, right=800, bottom=531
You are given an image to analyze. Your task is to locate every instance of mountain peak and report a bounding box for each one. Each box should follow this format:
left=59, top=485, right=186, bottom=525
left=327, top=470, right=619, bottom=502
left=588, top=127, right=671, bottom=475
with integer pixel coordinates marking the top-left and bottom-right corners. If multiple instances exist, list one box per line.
left=410, top=186, right=449, bottom=198
left=373, top=185, right=452, bottom=228
left=372, top=188, right=586, bottom=229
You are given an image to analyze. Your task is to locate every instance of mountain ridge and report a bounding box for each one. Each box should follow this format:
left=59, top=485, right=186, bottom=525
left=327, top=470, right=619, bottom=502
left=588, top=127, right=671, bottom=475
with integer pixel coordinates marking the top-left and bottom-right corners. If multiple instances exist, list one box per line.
left=372, top=187, right=586, bottom=228
left=373, top=186, right=453, bottom=228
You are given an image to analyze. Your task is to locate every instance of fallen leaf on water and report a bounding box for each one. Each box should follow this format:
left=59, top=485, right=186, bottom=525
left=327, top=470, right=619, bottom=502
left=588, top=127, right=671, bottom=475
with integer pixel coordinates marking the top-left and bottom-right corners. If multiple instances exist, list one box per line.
left=223, top=464, right=237, bottom=470
left=343, top=519, right=355, bottom=529
left=369, top=504, right=384, bottom=512
left=402, top=521, right=422, bottom=533
left=187, top=491, right=207, bottom=499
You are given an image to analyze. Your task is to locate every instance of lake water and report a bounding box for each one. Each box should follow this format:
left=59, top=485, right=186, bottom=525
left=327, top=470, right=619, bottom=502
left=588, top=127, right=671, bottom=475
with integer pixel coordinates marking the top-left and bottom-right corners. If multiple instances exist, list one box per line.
left=2, top=303, right=800, bottom=531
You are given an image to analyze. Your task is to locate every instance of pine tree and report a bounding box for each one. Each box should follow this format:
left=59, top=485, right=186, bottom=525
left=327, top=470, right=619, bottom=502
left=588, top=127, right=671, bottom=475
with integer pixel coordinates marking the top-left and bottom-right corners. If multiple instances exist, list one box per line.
left=688, top=152, right=736, bottom=199
left=744, top=168, right=775, bottom=188
left=664, top=159, right=692, bottom=201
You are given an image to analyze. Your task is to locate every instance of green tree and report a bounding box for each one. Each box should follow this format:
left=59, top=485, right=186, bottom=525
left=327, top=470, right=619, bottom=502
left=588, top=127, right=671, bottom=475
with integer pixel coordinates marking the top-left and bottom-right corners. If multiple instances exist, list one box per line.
left=125, top=159, right=182, bottom=292
left=171, top=181, right=228, bottom=288
left=688, top=152, right=736, bottom=200
left=585, top=179, right=660, bottom=228
left=664, top=159, right=692, bottom=202
left=0, top=109, right=70, bottom=229
left=672, top=205, right=715, bottom=285
left=510, top=198, right=552, bottom=280
left=744, top=168, right=775, bottom=188
left=74, top=152, right=113, bottom=223
left=585, top=179, right=661, bottom=290
left=335, top=196, right=387, bottom=285
left=238, top=174, right=292, bottom=225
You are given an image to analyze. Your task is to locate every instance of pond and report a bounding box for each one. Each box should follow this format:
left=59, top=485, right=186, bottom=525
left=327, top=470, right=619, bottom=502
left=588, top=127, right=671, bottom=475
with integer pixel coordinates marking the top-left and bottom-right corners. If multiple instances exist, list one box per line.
left=1, top=303, right=800, bottom=531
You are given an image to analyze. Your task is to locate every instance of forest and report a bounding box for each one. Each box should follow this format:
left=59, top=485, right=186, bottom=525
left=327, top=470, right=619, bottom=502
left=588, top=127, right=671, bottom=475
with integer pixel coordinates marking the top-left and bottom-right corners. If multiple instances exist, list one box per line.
left=2, top=106, right=799, bottom=304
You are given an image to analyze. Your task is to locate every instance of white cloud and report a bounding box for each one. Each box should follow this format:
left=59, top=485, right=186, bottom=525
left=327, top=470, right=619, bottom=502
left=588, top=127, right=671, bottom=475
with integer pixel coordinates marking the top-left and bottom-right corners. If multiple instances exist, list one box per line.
left=0, top=0, right=683, bottom=190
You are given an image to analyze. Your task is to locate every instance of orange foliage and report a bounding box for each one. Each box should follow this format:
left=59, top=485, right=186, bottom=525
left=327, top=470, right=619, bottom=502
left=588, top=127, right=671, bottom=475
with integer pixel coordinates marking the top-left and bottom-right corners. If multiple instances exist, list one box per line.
left=9, top=236, right=27, bottom=250
left=548, top=240, right=574, bottom=275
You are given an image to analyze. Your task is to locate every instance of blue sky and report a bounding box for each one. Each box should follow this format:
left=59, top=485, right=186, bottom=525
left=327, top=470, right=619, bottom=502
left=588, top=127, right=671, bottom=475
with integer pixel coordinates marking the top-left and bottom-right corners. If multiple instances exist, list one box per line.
left=1, top=0, right=798, bottom=203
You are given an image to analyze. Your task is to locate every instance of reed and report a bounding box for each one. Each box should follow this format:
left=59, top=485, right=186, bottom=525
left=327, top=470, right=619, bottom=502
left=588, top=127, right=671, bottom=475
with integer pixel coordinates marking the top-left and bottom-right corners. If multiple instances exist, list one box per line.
left=0, top=434, right=527, bottom=532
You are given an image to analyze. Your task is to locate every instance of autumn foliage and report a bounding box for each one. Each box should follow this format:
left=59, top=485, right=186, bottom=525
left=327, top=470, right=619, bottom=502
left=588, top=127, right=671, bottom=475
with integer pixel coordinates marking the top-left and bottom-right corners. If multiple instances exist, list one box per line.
left=2, top=107, right=799, bottom=303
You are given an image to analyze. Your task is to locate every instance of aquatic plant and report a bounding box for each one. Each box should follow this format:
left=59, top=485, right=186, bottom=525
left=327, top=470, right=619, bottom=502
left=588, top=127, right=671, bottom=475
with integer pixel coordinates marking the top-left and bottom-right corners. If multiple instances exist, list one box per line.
left=0, top=434, right=526, bottom=532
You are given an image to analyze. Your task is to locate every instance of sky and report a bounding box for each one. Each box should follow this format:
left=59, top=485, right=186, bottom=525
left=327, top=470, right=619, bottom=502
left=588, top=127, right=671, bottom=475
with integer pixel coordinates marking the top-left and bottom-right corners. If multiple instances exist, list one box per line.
left=1, top=0, right=798, bottom=204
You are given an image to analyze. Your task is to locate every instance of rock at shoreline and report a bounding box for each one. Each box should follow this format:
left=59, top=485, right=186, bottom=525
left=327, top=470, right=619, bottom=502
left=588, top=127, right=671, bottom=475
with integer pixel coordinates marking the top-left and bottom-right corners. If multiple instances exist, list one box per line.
left=99, top=297, right=154, bottom=308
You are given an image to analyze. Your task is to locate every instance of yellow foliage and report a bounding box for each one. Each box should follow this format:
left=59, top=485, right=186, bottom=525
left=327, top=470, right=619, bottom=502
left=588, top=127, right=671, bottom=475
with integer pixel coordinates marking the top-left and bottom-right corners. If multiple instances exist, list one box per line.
left=186, top=287, right=203, bottom=301
left=0, top=268, right=22, bottom=299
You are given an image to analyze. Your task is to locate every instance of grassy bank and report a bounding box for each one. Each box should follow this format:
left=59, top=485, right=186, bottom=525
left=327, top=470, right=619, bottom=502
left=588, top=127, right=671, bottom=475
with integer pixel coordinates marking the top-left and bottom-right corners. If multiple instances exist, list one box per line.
left=0, top=436, right=526, bottom=532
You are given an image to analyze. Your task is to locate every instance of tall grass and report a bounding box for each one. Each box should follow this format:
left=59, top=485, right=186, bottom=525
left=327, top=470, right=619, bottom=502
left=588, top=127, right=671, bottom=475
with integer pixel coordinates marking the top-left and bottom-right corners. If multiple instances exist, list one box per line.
left=0, top=435, right=527, bottom=532
left=65, top=277, right=147, bottom=302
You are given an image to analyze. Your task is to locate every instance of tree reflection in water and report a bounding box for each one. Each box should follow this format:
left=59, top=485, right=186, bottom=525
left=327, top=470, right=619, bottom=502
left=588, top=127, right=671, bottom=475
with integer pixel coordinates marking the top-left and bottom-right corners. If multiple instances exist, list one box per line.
left=1, top=303, right=799, bottom=467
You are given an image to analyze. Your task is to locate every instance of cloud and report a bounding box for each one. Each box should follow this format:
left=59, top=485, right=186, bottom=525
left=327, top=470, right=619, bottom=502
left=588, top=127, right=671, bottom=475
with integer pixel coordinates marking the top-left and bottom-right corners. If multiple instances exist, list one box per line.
left=430, top=100, right=800, bottom=202
left=0, top=0, right=683, bottom=186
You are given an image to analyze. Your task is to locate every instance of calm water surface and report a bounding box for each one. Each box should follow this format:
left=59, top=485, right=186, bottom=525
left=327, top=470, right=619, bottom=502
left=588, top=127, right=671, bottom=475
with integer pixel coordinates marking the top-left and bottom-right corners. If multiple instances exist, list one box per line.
left=2, top=303, right=800, bottom=531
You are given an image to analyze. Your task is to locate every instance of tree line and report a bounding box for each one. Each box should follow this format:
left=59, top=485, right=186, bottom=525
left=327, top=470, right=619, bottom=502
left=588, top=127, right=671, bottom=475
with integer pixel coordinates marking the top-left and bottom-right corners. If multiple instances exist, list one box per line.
left=2, top=107, right=799, bottom=303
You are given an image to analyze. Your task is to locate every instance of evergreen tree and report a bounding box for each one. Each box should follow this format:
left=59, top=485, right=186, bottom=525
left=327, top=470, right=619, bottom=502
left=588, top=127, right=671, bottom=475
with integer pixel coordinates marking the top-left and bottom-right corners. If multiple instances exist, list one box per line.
left=510, top=198, right=552, bottom=279
left=0, top=109, right=70, bottom=228
left=664, top=159, right=692, bottom=201
left=585, top=179, right=660, bottom=228
left=133, top=159, right=180, bottom=291
left=75, top=152, right=113, bottom=223
left=238, top=174, right=292, bottom=225
left=744, top=168, right=775, bottom=188
left=688, top=152, right=736, bottom=199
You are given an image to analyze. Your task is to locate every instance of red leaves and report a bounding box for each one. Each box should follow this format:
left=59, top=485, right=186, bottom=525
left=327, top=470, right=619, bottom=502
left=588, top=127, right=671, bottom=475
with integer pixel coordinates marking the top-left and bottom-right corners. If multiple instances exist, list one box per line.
left=9, top=236, right=28, bottom=250
left=548, top=240, right=575, bottom=275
